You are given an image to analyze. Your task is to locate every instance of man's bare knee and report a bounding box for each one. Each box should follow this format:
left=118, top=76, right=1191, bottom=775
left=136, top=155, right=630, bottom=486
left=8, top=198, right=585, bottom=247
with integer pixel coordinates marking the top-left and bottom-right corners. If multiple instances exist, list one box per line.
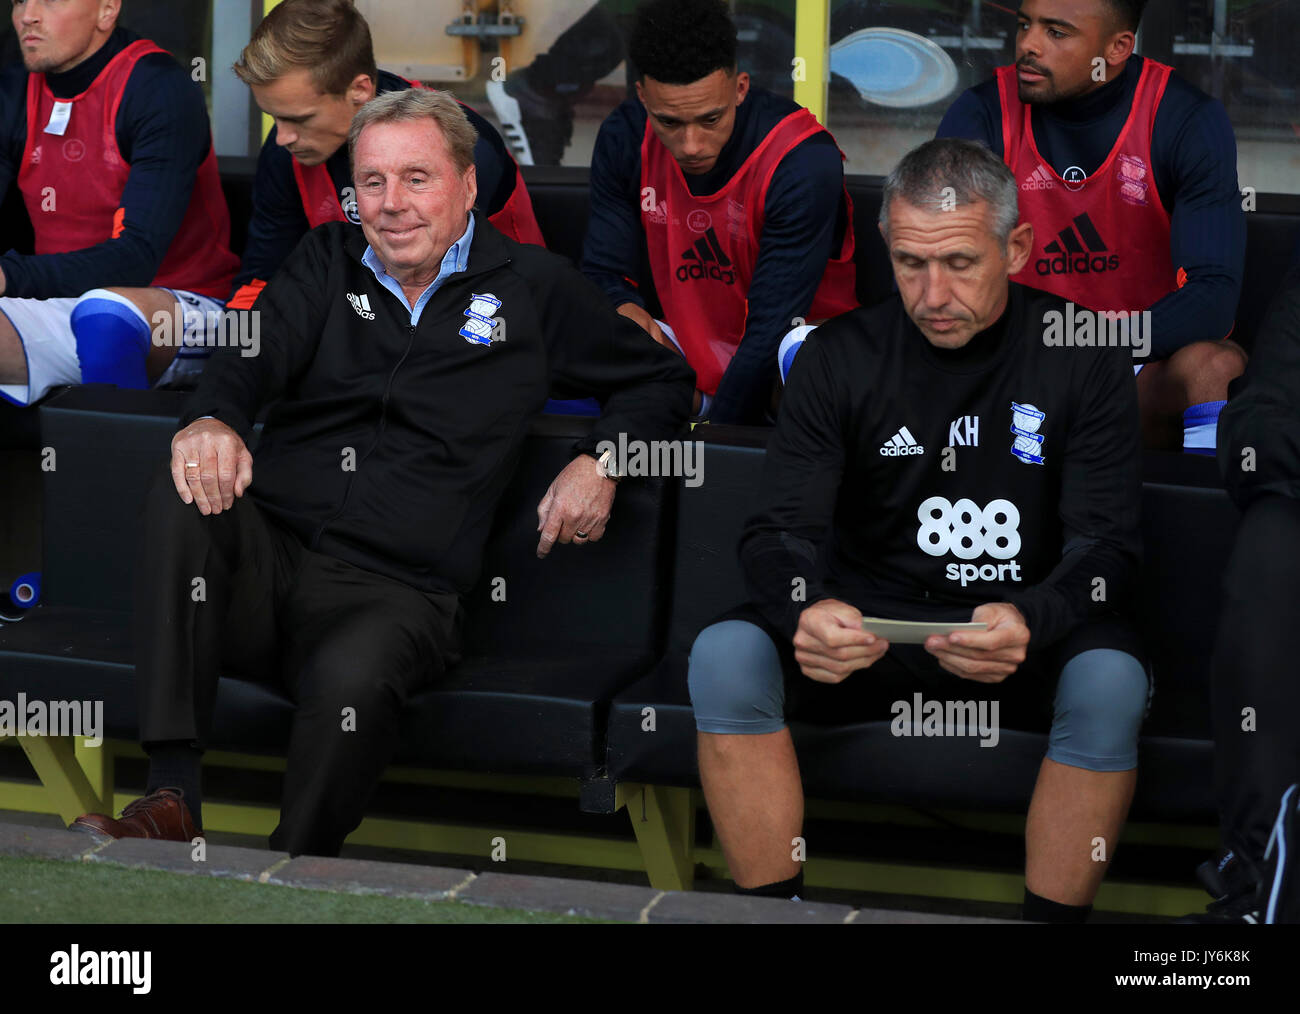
left=700, top=728, right=789, bottom=757
left=1167, top=340, right=1248, bottom=404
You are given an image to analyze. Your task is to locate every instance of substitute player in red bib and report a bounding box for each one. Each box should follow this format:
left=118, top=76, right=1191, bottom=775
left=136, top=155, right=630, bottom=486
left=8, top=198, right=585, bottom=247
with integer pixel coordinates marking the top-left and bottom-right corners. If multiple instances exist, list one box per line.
left=938, top=0, right=1246, bottom=453
left=228, top=0, right=543, bottom=313
left=582, top=0, right=856, bottom=424
left=0, top=0, right=238, bottom=408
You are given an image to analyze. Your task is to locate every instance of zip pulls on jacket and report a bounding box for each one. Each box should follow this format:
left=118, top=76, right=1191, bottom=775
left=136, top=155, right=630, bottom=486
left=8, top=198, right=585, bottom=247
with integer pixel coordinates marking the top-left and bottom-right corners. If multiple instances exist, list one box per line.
left=305, top=252, right=514, bottom=552
left=309, top=321, right=417, bottom=551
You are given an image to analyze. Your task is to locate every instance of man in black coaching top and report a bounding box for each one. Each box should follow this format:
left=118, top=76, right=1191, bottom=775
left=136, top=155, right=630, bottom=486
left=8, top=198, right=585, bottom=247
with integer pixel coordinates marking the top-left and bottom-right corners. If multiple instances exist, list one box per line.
left=688, top=139, right=1147, bottom=922
left=70, top=88, right=694, bottom=857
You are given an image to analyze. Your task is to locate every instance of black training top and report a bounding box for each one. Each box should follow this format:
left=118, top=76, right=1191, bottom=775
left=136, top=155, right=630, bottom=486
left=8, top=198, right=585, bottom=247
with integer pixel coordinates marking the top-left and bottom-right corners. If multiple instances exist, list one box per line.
left=741, top=282, right=1141, bottom=649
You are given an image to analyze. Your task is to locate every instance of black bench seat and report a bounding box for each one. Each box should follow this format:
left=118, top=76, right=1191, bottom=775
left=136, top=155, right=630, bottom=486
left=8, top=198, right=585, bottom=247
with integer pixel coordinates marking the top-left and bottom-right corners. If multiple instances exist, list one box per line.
left=0, top=389, right=675, bottom=783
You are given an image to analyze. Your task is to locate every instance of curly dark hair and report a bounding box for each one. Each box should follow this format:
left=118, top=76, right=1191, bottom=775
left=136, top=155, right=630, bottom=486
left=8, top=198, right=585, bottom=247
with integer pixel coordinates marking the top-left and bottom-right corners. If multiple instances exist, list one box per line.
left=628, top=0, right=737, bottom=85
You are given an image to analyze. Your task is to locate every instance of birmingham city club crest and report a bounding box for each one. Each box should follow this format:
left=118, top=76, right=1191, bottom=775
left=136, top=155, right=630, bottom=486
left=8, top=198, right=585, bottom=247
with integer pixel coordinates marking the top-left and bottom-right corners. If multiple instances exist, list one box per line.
left=1010, top=402, right=1046, bottom=465
left=459, top=293, right=502, bottom=346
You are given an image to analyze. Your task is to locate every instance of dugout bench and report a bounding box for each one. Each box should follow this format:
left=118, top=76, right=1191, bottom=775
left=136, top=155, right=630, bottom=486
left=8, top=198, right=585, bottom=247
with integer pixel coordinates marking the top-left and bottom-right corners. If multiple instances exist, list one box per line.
left=0, top=163, right=1295, bottom=915
left=0, top=387, right=1240, bottom=915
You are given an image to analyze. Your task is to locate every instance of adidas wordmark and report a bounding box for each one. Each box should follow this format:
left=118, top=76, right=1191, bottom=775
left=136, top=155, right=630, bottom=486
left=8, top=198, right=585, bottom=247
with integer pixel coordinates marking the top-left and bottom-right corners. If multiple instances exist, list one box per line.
left=880, top=426, right=925, bottom=457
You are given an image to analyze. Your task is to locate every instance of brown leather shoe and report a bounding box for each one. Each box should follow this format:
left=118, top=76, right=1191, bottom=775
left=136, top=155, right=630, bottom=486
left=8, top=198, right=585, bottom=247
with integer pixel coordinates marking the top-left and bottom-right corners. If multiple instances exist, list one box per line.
left=70, top=787, right=202, bottom=842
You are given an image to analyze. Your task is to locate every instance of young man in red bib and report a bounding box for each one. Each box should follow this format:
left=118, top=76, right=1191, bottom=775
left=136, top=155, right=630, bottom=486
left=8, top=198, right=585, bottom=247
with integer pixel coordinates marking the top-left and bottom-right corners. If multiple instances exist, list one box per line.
left=582, top=0, right=857, bottom=425
left=0, top=0, right=239, bottom=408
left=228, top=0, right=544, bottom=315
left=937, top=0, right=1247, bottom=453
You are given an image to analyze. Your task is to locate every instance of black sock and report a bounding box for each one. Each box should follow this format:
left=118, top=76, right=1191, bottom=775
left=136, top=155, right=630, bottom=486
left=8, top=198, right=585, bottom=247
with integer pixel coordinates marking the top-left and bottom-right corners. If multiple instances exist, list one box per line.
left=735, top=870, right=804, bottom=900
left=1023, top=886, right=1091, bottom=923
left=144, top=741, right=203, bottom=828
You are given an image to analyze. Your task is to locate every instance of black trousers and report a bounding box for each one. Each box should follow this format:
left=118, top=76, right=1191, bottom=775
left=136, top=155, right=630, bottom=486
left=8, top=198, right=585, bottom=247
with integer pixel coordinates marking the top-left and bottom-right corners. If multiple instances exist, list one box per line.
left=132, top=470, right=461, bottom=857
left=1211, top=494, right=1300, bottom=869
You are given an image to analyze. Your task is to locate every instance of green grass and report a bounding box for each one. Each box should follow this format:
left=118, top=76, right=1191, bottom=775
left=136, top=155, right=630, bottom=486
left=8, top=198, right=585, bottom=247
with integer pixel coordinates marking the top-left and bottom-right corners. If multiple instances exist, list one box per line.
left=0, top=856, right=613, bottom=924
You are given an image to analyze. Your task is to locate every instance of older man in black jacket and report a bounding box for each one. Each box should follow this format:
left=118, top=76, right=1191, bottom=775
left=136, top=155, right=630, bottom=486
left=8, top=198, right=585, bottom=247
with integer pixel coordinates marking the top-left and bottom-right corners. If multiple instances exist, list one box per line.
left=71, top=88, right=695, bottom=856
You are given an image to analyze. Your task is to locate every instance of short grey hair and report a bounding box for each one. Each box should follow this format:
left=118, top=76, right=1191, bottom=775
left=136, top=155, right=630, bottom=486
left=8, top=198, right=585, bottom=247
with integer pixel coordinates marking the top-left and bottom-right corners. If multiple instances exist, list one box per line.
left=348, top=87, right=478, bottom=176
left=879, top=138, right=1020, bottom=248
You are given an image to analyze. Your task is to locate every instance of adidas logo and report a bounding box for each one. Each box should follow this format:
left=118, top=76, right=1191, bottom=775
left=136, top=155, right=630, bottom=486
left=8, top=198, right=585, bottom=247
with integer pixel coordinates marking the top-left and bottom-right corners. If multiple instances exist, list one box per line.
left=879, top=425, right=924, bottom=457
left=676, top=227, right=736, bottom=285
left=1035, top=213, right=1120, bottom=277
left=347, top=292, right=375, bottom=320
left=1020, top=165, right=1056, bottom=191
left=646, top=198, right=669, bottom=226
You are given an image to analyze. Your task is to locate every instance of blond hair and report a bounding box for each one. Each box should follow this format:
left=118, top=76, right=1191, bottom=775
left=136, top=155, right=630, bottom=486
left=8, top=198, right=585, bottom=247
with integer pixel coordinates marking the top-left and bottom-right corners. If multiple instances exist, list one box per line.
left=233, top=0, right=377, bottom=97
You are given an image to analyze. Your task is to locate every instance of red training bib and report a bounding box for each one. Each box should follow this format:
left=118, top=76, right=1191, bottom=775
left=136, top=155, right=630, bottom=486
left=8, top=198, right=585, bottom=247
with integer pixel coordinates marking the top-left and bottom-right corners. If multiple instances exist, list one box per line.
left=640, top=107, right=858, bottom=395
left=998, top=58, right=1176, bottom=314
left=18, top=39, right=238, bottom=299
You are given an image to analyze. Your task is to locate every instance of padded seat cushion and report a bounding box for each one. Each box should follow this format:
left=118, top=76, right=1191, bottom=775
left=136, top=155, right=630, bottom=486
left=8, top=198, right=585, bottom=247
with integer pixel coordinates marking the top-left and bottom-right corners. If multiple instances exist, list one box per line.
left=606, top=650, right=1214, bottom=820
left=397, top=646, right=654, bottom=772
left=0, top=607, right=652, bottom=775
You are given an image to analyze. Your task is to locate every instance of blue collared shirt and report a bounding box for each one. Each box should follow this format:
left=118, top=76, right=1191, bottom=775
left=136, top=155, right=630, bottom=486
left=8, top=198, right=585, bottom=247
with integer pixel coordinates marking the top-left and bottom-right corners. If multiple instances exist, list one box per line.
left=361, top=214, right=475, bottom=327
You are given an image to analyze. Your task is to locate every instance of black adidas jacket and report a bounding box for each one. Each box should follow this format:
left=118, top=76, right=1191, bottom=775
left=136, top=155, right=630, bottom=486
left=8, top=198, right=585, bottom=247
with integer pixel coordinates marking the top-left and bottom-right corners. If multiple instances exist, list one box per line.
left=1218, top=270, right=1300, bottom=507
left=181, top=211, right=696, bottom=595
left=740, top=282, right=1142, bottom=650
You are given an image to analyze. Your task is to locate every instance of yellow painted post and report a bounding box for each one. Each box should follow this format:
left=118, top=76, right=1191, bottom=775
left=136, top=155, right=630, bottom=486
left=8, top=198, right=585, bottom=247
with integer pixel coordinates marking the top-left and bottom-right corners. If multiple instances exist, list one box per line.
left=74, top=738, right=112, bottom=812
left=18, top=736, right=105, bottom=823
left=624, top=784, right=695, bottom=890
left=259, top=0, right=283, bottom=140
left=792, top=0, right=831, bottom=125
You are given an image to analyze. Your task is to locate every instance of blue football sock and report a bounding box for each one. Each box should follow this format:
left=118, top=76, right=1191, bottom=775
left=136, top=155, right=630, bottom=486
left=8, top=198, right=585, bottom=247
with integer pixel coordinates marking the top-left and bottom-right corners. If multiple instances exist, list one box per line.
left=70, top=290, right=152, bottom=389
left=1182, top=400, right=1227, bottom=457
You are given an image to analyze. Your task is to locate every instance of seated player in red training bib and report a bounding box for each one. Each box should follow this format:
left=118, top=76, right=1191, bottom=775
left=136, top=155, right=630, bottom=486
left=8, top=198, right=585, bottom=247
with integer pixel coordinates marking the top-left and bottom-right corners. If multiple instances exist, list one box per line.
left=581, top=0, right=857, bottom=425
left=0, top=0, right=239, bottom=408
left=937, top=0, right=1247, bottom=454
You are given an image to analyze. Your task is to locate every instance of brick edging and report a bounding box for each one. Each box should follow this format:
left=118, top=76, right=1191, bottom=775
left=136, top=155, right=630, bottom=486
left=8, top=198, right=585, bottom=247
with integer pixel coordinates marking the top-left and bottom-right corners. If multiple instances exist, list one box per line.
left=0, top=820, right=1013, bottom=924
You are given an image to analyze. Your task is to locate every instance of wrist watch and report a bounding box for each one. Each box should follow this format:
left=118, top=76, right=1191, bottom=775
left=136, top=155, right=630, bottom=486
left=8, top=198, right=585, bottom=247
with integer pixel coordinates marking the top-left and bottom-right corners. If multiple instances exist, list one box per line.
left=595, top=447, right=624, bottom=483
